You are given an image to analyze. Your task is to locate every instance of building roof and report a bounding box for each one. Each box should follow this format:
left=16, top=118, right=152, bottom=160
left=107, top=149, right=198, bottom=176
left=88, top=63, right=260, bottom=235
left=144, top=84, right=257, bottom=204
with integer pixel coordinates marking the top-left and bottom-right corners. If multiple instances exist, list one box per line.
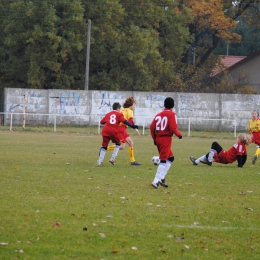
left=212, top=55, right=246, bottom=76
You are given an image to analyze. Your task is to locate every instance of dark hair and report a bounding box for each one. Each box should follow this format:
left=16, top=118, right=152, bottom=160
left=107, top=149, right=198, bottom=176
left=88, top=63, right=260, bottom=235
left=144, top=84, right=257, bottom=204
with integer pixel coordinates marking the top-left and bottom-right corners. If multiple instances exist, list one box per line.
left=112, top=102, right=121, bottom=110
left=123, top=96, right=136, bottom=108
left=164, top=97, right=174, bottom=109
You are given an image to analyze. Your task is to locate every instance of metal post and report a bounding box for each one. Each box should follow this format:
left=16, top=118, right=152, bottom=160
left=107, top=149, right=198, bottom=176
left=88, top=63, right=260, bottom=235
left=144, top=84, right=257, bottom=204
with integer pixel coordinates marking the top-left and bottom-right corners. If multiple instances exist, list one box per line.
left=54, top=113, right=56, bottom=132
left=188, top=118, right=191, bottom=137
left=10, top=113, right=13, bottom=131
left=85, top=19, right=91, bottom=91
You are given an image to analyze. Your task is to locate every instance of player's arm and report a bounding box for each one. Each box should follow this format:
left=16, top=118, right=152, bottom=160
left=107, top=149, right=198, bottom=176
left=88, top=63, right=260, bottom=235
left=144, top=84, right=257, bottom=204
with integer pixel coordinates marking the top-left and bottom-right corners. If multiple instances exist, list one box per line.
left=170, top=114, right=182, bottom=138
left=100, top=116, right=106, bottom=125
left=237, top=155, right=247, bottom=167
left=123, top=120, right=138, bottom=129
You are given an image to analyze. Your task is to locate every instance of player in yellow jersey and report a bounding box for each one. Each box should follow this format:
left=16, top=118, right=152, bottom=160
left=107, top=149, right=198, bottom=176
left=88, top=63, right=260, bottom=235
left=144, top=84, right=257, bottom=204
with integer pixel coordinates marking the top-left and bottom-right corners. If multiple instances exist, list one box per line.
left=248, top=110, right=260, bottom=164
left=107, top=96, right=141, bottom=165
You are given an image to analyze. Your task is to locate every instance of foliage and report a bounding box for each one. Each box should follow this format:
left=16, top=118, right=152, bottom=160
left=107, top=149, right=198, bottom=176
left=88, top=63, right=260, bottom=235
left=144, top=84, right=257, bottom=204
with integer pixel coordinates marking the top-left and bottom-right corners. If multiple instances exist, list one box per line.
left=1, top=0, right=260, bottom=93
left=215, top=17, right=260, bottom=56
left=1, top=0, right=87, bottom=89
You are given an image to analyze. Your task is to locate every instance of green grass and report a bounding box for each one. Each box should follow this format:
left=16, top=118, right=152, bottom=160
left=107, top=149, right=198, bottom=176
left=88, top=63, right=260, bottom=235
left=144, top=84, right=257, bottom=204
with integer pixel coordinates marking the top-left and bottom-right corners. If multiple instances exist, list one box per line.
left=0, top=127, right=260, bottom=259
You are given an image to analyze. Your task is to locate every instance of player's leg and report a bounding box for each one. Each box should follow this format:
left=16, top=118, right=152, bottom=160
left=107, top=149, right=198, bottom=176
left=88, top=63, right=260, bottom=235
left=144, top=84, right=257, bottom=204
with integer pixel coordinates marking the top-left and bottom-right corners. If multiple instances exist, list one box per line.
left=152, top=138, right=169, bottom=188
left=109, top=142, right=121, bottom=165
left=252, top=145, right=260, bottom=164
left=126, top=136, right=141, bottom=165
left=108, top=134, right=122, bottom=165
left=97, top=136, right=110, bottom=166
left=107, top=145, right=116, bottom=151
left=159, top=155, right=174, bottom=188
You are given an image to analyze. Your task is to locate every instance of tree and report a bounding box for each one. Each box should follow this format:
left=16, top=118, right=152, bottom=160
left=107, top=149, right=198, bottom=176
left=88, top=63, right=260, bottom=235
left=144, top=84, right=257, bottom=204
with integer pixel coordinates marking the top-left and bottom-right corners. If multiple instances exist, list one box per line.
left=1, top=0, right=87, bottom=89
left=84, top=0, right=192, bottom=91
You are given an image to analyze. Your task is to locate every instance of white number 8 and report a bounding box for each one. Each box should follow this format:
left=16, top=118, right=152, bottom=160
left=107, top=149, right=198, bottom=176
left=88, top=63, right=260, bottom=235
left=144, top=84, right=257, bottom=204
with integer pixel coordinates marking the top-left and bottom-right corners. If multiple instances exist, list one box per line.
left=110, top=114, right=117, bottom=124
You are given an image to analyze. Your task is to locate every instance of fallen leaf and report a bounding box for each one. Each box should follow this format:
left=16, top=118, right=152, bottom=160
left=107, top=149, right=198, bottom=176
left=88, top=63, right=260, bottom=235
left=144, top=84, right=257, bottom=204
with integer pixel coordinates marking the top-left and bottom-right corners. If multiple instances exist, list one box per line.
left=131, top=246, right=138, bottom=250
left=52, top=222, right=61, bottom=227
left=99, top=233, right=106, bottom=238
left=245, top=208, right=253, bottom=211
left=248, top=246, right=253, bottom=251
left=65, top=162, right=70, bottom=165
left=184, top=245, right=190, bottom=249
left=92, top=223, right=97, bottom=227
left=0, top=243, right=8, bottom=246
left=111, top=250, right=119, bottom=254
left=238, top=192, right=246, bottom=195
left=193, top=222, right=200, bottom=226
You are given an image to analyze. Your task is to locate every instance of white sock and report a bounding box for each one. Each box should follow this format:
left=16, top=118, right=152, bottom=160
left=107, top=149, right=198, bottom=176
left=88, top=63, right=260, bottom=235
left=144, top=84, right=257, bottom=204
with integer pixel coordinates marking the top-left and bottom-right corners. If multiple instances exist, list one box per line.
left=153, top=163, right=166, bottom=183
left=111, top=144, right=120, bottom=160
left=98, top=147, right=106, bottom=164
left=208, top=149, right=216, bottom=162
left=195, top=155, right=206, bottom=164
left=161, top=160, right=172, bottom=180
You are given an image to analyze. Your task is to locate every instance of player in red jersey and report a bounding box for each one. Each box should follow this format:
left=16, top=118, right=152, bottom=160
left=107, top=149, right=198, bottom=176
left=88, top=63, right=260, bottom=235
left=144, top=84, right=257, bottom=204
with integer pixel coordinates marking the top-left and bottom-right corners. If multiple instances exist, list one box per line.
left=150, top=97, right=182, bottom=189
left=97, top=102, right=138, bottom=166
left=190, top=133, right=251, bottom=167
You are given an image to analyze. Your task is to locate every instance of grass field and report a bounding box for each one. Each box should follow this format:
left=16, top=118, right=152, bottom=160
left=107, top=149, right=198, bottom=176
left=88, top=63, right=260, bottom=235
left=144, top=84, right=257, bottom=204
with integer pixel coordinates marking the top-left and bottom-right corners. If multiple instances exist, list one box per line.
left=0, top=127, right=260, bottom=260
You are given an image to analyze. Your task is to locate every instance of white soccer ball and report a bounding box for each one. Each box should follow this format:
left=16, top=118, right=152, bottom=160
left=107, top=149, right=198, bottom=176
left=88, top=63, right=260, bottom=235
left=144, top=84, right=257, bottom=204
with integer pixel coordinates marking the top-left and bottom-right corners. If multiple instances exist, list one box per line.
left=152, top=156, right=160, bottom=165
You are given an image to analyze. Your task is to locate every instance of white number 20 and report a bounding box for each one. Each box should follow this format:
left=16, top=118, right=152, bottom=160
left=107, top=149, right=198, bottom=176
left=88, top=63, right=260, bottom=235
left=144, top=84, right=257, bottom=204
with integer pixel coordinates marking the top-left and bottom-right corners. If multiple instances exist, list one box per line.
left=155, top=116, right=168, bottom=131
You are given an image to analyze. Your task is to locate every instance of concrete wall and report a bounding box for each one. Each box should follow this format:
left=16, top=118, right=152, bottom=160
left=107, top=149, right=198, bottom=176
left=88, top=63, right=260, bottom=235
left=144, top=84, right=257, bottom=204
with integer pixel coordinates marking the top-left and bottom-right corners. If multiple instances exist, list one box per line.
left=3, top=88, right=260, bottom=131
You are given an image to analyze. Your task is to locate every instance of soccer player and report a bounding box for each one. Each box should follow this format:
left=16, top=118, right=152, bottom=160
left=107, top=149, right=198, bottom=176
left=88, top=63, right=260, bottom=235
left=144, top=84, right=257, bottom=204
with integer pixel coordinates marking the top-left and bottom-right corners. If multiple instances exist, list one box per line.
left=97, top=102, right=138, bottom=166
left=190, top=133, right=251, bottom=167
left=150, top=97, right=182, bottom=189
left=248, top=110, right=260, bottom=164
left=107, top=96, right=141, bottom=166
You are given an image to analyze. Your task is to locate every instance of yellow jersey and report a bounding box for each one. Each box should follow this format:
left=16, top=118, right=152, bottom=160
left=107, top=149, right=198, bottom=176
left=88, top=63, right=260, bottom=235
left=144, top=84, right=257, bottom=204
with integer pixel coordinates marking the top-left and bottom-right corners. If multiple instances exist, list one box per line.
left=248, top=118, right=260, bottom=133
left=119, top=108, right=134, bottom=127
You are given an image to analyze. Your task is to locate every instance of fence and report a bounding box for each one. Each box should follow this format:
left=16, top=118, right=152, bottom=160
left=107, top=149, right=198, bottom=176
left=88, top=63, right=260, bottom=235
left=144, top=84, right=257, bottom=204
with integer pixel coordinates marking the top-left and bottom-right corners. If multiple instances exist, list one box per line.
left=1, top=112, right=243, bottom=137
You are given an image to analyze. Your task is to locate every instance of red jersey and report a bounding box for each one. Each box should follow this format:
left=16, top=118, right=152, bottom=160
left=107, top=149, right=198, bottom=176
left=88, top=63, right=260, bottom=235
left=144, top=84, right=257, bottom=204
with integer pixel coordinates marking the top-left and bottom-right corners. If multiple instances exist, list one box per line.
left=150, top=109, right=182, bottom=139
left=214, top=142, right=247, bottom=164
left=101, top=110, right=126, bottom=136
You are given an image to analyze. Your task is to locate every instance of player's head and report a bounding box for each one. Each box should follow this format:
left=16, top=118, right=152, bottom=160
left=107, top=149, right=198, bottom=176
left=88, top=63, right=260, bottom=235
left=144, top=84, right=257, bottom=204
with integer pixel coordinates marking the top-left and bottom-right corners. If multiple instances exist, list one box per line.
left=252, top=110, right=259, bottom=119
left=123, top=96, right=136, bottom=108
left=164, top=97, right=174, bottom=109
left=112, top=102, right=121, bottom=110
left=237, top=133, right=251, bottom=145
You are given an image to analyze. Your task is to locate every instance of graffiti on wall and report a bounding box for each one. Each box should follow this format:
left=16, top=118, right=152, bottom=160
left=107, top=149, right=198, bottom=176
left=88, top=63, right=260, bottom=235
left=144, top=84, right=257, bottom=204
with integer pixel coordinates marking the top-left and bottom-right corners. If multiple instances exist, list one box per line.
left=8, top=91, right=45, bottom=112
left=56, top=93, right=81, bottom=115
left=145, top=94, right=166, bottom=108
left=98, top=92, right=123, bottom=115
left=179, top=94, right=195, bottom=112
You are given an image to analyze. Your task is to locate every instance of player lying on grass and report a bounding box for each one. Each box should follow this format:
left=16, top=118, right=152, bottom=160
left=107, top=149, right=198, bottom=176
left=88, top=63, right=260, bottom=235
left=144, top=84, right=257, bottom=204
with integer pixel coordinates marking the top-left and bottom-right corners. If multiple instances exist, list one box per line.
left=190, top=133, right=251, bottom=168
left=248, top=109, right=260, bottom=165
left=97, top=102, right=138, bottom=166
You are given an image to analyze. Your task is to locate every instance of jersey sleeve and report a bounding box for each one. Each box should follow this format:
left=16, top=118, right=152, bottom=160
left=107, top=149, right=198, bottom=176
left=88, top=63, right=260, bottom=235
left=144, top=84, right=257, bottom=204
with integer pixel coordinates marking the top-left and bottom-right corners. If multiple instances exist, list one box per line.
left=169, top=113, right=182, bottom=137
left=150, top=119, right=156, bottom=140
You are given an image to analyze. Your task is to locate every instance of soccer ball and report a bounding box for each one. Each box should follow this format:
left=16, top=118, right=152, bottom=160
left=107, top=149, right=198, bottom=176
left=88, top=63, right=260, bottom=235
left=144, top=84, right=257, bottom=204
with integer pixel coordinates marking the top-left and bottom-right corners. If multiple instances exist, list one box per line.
left=152, top=156, right=160, bottom=165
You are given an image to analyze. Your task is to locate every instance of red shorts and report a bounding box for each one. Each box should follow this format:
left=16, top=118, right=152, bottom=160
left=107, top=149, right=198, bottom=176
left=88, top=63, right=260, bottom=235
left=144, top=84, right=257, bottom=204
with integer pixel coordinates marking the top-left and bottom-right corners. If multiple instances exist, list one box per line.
left=101, top=128, right=121, bottom=147
left=155, top=136, right=173, bottom=161
left=213, top=151, right=230, bottom=164
left=118, top=126, right=129, bottom=143
left=252, top=132, right=260, bottom=146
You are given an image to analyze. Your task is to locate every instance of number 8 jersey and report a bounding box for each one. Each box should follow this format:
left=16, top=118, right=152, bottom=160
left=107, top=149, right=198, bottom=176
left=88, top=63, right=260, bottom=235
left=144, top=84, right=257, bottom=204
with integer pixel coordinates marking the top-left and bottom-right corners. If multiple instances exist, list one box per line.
left=150, top=109, right=182, bottom=139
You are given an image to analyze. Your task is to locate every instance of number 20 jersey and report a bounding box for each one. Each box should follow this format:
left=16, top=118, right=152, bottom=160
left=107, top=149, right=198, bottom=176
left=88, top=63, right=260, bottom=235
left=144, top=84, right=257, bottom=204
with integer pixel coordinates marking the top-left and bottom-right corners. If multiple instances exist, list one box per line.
left=150, top=109, right=182, bottom=139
